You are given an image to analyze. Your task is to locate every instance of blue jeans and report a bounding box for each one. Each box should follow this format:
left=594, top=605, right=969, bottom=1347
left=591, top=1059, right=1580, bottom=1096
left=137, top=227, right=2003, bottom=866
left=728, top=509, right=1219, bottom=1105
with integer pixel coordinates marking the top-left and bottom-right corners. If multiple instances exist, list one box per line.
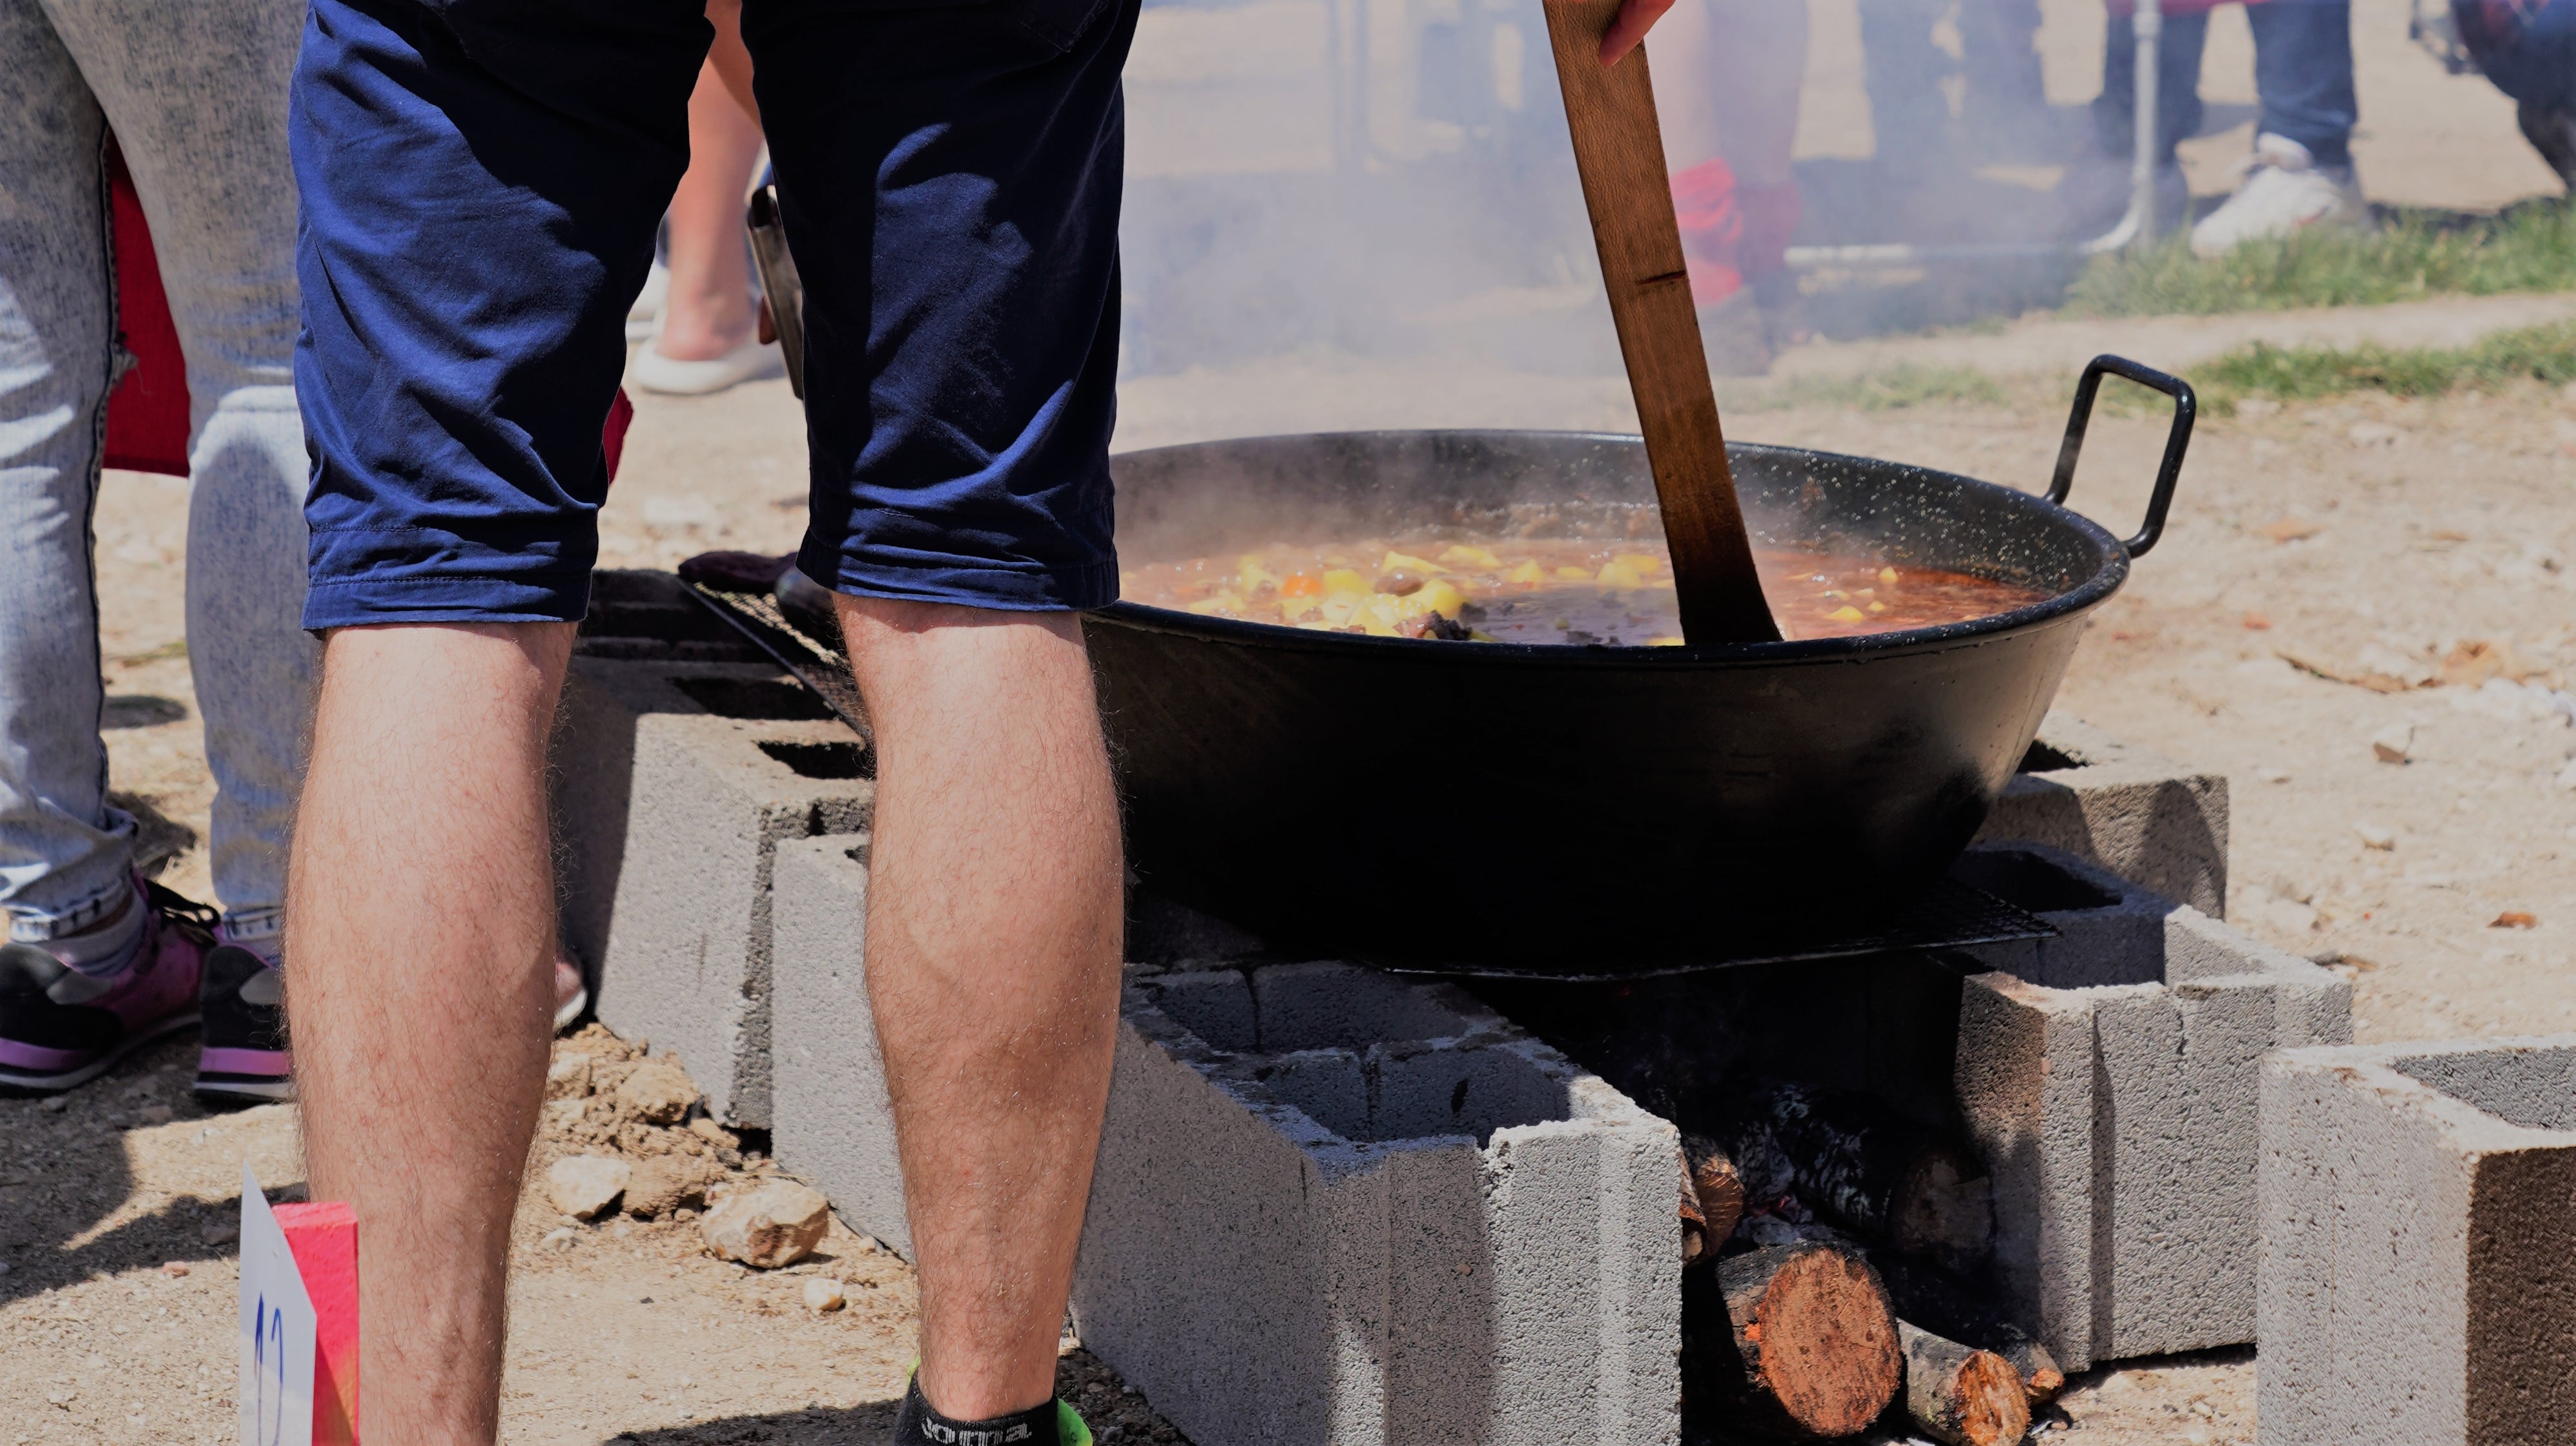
left=0, top=0, right=316, bottom=945
left=2096, top=0, right=2357, bottom=167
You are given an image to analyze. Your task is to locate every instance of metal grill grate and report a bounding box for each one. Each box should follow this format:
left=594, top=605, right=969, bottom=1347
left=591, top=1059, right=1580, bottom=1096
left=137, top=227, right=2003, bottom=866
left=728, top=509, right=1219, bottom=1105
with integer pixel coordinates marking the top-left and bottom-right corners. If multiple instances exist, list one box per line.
left=685, top=583, right=871, bottom=739
left=1366, top=876, right=2057, bottom=981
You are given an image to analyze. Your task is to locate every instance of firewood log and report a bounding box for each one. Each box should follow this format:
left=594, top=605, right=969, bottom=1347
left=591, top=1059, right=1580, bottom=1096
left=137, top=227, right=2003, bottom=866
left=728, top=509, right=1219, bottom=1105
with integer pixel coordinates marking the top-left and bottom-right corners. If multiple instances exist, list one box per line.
left=1684, top=1241, right=1901, bottom=1439
left=1873, top=1255, right=2065, bottom=1405
left=1685, top=1133, right=1745, bottom=1250
left=1736, top=1082, right=1993, bottom=1274
left=1897, top=1320, right=2031, bottom=1446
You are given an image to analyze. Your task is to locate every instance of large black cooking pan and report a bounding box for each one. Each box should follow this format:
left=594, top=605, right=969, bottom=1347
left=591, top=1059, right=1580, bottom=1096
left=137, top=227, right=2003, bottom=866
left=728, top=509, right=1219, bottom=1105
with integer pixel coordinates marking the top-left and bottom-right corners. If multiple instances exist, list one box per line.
left=1084, top=356, right=2194, bottom=967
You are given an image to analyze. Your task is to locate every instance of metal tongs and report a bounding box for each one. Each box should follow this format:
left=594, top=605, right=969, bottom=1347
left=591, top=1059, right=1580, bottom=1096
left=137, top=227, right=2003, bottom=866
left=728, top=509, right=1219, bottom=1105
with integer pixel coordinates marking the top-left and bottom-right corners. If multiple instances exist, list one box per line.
left=746, top=183, right=807, bottom=398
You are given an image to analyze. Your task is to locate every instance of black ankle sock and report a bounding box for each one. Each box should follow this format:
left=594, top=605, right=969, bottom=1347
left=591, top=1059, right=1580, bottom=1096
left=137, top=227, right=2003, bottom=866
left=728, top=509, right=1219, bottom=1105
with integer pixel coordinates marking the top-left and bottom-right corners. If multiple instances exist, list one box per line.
left=891, top=1378, right=1059, bottom=1446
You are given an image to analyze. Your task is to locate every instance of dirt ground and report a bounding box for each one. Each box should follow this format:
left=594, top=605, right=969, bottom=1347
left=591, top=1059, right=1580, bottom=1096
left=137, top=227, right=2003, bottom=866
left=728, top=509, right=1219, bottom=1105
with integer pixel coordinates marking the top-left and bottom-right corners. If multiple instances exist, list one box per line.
left=21, top=6, right=2576, bottom=1438
left=40, top=329, right=2568, bottom=1445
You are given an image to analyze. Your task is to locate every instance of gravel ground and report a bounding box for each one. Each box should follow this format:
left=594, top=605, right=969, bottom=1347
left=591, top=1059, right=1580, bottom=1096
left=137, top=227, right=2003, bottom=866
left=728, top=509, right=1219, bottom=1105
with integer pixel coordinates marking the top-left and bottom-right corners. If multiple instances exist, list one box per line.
left=28, top=267, right=2576, bottom=1446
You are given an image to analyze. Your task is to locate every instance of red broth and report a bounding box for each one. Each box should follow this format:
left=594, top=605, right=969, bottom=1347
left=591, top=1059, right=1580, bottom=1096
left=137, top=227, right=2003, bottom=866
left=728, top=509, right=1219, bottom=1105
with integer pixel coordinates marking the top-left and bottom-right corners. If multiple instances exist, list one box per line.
left=1120, top=538, right=2048, bottom=644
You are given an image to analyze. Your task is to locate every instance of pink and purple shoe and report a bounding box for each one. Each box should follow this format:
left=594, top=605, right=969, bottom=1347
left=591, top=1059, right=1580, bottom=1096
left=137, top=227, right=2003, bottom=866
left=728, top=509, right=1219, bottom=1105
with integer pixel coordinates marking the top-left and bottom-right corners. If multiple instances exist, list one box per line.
left=0, top=881, right=212, bottom=1093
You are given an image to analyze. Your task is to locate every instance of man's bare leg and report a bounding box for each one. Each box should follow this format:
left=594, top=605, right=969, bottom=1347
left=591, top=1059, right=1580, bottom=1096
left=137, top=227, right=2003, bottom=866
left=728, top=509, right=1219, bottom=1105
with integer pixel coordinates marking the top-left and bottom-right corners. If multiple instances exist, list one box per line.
left=838, top=596, right=1124, bottom=1420
left=286, top=623, right=572, bottom=1443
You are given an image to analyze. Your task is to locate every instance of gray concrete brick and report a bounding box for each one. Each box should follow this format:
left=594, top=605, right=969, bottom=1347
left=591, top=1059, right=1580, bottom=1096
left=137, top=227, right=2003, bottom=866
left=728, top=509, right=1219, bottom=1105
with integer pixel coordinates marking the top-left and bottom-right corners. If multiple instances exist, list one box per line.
left=1975, top=711, right=2231, bottom=915
left=551, top=653, right=871, bottom=1129
left=2260, top=1037, right=2576, bottom=1446
left=1949, top=845, right=2351, bottom=1370
left=767, top=834, right=909, bottom=1257
left=1071, top=961, right=1684, bottom=1446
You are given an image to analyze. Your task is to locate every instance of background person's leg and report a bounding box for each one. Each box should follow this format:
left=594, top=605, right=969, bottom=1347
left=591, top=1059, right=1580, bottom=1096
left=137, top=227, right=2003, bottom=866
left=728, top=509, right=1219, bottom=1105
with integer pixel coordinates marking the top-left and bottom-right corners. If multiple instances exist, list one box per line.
left=2247, top=0, right=2358, bottom=167
left=2093, top=4, right=2209, bottom=163
left=632, top=54, right=772, bottom=388
left=838, top=597, right=1124, bottom=1418
left=46, top=0, right=316, bottom=963
left=285, top=621, right=572, bottom=1444
left=0, top=0, right=141, bottom=952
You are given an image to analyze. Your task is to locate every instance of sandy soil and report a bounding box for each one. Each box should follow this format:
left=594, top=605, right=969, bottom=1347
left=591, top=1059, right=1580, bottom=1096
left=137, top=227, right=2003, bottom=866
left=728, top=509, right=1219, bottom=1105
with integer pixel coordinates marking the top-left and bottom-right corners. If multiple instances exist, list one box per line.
left=43, top=329, right=2570, bottom=1443
left=25, top=20, right=2575, bottom=1432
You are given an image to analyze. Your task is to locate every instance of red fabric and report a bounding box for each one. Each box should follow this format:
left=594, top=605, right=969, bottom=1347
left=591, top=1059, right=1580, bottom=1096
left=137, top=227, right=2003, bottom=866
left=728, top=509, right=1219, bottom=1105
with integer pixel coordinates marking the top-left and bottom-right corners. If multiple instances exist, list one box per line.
left=101, top=137, right=191, bottom=478
left=603, top=386, right=634, bottom=484
left=103, top=132, right=635, bottom=493
left=1669, top=159, right=1802, bottom=306
left=1670, top=158, right=1746, bottom=305
left=273, top=1201, right=360, bottom=1445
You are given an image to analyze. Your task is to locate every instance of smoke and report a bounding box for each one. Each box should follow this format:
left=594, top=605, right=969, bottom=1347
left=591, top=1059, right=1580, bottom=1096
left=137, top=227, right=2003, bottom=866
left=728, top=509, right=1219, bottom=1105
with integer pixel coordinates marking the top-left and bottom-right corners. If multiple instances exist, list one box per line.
left=1113, top=0, right=2173, bottom=380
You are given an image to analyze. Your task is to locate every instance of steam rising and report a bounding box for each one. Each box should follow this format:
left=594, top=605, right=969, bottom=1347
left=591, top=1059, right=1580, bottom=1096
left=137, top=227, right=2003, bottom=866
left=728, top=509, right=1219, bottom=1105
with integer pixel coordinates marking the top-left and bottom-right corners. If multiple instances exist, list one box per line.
left=1116, top=0, right=2156, bottom=387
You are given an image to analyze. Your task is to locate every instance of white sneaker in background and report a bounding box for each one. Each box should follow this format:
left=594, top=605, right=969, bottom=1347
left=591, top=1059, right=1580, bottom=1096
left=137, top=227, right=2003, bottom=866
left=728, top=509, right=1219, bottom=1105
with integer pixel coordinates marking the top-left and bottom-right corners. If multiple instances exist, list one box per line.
left=630, top=332, right=785, bottom=395
left=2188, top=133, right=2371, bottom=258
left=627, top=258, right=671, bottom=342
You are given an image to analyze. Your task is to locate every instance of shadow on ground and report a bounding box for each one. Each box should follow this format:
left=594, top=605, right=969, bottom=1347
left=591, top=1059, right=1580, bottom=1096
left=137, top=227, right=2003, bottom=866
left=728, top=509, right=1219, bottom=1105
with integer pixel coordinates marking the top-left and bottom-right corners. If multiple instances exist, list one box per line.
left=0, top=1031, right=261, bottom=1310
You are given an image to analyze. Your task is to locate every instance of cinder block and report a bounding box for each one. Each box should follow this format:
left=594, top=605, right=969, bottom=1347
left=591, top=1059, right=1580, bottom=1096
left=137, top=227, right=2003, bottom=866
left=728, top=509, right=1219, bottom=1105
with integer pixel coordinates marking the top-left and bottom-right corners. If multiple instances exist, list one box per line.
left=1975, top=711, right=2231, bottom=915
left=767, top=834, right=910, bottom=1256
left=1071, top=960, right=1684, bottom=1446
left=1949, top=845, right=2350, bottom=1370
left=551, top=649, right=871, bottom=1130
left=2259, top=1037, right=2576, bottom=1446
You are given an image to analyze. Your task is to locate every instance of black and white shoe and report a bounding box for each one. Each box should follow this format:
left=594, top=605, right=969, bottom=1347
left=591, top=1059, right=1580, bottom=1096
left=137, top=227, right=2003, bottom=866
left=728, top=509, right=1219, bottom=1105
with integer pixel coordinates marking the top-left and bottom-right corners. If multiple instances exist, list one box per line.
left=194, top=944, right=291, bottom=1103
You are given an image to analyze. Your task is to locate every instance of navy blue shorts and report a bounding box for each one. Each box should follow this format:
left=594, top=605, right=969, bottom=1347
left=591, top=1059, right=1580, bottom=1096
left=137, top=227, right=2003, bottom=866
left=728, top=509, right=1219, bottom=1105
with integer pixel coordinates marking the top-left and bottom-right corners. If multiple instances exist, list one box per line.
left=291, top=0, right=1135, bottom=627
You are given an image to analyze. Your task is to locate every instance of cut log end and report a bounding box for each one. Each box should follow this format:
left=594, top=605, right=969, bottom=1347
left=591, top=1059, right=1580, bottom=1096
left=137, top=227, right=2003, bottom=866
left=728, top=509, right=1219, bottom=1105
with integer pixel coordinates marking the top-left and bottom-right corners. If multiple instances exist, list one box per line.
left=1686, top=1134, right=1747, bottom=1243
left=1899, top=1321, right=2033, bottom=1446
left=2001, top=1339, right=2066, bottom=1405
left=1724, top=1243, right=1901, bottom=1436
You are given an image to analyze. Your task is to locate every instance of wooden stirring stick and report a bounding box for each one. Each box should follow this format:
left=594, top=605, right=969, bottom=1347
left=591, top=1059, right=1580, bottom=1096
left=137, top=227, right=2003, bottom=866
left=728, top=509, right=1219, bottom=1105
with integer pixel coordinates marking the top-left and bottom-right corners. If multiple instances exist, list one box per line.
left=1541, top=0, right=1782, bottom=643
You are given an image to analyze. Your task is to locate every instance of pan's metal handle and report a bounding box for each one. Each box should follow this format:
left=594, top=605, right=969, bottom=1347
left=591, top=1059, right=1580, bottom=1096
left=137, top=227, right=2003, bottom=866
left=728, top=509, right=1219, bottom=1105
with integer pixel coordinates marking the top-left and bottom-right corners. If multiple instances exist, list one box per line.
left=2048, top=353, right=2195, bottom=558
left=746, top=185, right=807, bottom=400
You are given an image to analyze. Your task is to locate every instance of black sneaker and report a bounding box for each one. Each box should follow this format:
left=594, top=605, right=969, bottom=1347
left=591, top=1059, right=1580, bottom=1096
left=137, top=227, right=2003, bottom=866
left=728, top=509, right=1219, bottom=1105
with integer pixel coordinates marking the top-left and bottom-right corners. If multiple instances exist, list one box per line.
left=194, top=944, right=291, bottom=1103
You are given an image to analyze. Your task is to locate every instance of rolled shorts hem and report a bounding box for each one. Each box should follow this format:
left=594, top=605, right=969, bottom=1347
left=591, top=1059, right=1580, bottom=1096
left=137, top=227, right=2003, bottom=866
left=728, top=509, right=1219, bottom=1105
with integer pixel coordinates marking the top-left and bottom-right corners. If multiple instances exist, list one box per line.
left=799, top=546, right=1119, bottom=614
left=300, top=574, right=592, bottom=632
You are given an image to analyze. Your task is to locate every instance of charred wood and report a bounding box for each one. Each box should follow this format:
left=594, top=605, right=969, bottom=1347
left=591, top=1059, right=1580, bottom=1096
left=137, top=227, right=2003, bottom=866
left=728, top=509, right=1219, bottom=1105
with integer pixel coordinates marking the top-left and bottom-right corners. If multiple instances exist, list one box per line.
left=1733, top=1081, right=1994, bottom=1274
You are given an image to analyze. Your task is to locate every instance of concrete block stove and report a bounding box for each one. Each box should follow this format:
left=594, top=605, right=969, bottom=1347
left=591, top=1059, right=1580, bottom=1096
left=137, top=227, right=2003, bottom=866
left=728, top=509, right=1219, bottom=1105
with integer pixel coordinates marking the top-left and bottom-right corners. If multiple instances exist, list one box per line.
left=545, top=594, right=2331, bottom=1444
left=2260, top=1035, right=2576, bottom=1446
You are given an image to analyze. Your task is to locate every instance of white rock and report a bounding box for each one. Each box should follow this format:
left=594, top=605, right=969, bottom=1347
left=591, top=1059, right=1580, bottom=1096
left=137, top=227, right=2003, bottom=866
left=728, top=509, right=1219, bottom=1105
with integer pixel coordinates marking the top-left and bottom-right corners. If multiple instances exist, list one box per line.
left=544, top=1097, right=586, bottom=1129
left=2371, top=722, right=2414, bottom=763
left=2557, top=757, right=2576, bottom=791
left=2357, top=822, right=2397, bottom=850
left=803, top=1277, right=847, bottom=1313
left=546, top=1154, right=632, bottom=1220
left=2262, top=899, right=2320, bottom=934
left=2347, top=421, right=2401, bottom=447
left=540, top=1226, right=579, bottom=1252
left=37, top=1096, right=67, bottom=1113
left=545, top=1054, right=593, bottom=1099
left=2254, top=765, right=2291, bottom=783
left=699, top=1179, right=832, bottom=1268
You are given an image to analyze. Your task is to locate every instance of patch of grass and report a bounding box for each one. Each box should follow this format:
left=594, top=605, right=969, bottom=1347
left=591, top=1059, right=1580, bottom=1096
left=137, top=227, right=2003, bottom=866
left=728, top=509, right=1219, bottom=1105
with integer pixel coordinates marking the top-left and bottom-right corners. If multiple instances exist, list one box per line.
left=2065, top=204, right=2576, bottom=318
left=1749, top=363, right=2013, bottom=411
left=2201, top=320, right=2576, bottom=406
